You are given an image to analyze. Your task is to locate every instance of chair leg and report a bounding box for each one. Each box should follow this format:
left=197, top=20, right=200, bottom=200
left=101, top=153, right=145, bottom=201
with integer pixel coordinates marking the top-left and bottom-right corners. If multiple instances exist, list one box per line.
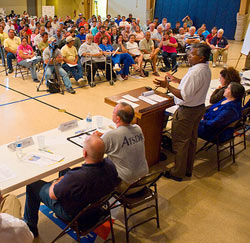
left=123, top=206, right=129, bottom=243
left=109, top=216, right=115, bottom=243
left=232, top=139, right=236, bottom=163
left=216, top=144, right=220, bottom=171
left=243, top=128, right=246, bottom=150
left=155, top=197, right=160, bottom=228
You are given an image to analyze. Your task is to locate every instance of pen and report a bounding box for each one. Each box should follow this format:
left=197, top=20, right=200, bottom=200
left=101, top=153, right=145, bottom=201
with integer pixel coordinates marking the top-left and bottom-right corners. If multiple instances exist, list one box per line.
left=39, top=149, right=53, bottom=154
left=75, top=129, right=86, bottom=134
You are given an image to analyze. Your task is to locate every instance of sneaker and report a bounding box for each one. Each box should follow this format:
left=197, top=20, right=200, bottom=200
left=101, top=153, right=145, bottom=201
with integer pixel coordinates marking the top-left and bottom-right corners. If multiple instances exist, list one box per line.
left=117, top=74, right=124, bottom=81
left=8, top=68, right=13, bottom=74
left=113, top=64, right=121, bottom=72
left=77, top=78, right=86, bottom=87
left=212, top=63, right=216, bottom=68
left=223, top=64, right=227, bottom=68
left=66, top=87, right=76, bottom=94
left=152, top=72, right=160, bottom=77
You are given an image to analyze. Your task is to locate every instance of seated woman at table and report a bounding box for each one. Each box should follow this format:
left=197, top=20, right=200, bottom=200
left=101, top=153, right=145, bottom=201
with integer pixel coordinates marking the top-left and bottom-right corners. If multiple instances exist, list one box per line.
left=17, top=37, right=41, bottom=82
left=198, top=82, right=245, bottom=143
left=210, top=67, right=241, bottom=104
left=99, top=35, right=138, bottom=80
left=126, top=34, right=145, bottom=77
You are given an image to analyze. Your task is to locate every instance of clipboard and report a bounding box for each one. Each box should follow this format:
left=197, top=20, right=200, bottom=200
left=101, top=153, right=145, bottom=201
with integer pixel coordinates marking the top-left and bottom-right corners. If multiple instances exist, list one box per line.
left=67, top=129, right=96, bottom=148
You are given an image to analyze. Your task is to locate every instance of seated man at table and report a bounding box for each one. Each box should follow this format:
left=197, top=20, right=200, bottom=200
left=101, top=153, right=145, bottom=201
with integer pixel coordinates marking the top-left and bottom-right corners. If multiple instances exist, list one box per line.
left=96, top=102, right=149, bottom=193
left=0, top=194, right=34, bottom=242
left=23, top=134, right=119, bottom=237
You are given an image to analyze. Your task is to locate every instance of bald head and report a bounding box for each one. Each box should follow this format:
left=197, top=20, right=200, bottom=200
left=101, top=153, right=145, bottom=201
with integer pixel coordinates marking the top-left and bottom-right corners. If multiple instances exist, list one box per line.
left=113, top=102, right=134, bottom=125
left=83, top=135, right=105, bottom=163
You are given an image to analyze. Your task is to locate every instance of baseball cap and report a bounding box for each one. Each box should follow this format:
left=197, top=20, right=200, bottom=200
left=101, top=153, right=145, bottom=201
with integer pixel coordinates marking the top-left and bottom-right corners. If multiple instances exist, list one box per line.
left=66, top=36, right=75, bottom=43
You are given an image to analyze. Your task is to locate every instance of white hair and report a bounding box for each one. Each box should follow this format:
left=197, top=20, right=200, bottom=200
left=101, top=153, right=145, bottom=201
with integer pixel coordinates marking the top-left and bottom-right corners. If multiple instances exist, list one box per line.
left=190, top=26, right=196, bottom=31
left=86, top=33, right=93, bottom=39
left=218, top=28, right=224, bottom=34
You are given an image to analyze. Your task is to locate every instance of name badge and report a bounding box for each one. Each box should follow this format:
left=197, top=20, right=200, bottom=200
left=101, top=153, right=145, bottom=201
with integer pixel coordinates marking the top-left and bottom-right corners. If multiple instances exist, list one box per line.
left=58, top=120, right=78, bottom=132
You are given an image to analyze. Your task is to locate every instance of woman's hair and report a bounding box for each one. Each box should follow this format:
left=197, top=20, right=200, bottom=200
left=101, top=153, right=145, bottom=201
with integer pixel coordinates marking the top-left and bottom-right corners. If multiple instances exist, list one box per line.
left=128, top=33, right=136, bottom=40
left=21, top=36, right=28, bottom=42
left=229, top=82, right=245, bottom=100
left=116, top=34, right=123, bottom=44
left=220, top=67, right=241, bottom=86
left=100, top=35, right=108, bottom=44
left=45, top=21, right=50, bottom=28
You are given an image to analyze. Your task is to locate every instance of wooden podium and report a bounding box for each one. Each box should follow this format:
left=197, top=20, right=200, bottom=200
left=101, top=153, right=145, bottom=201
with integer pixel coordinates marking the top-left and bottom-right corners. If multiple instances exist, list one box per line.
left=104, top=87, right=174, bottom=167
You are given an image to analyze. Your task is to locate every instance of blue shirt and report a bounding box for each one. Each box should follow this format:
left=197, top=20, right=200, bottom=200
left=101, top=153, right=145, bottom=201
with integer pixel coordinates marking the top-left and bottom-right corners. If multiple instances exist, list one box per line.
left=76, top=33, right=86, bottom=42
left=54, top=158, right=119, bottom=216
left=211, top=36, right=228, bottom=48
left=115, top=19, right=122, bottom=26
left=198, top=99, right=242, bottom=142
left=99, top=44, right=114, bottom=52
left=91, top=27, right=98, bottom=36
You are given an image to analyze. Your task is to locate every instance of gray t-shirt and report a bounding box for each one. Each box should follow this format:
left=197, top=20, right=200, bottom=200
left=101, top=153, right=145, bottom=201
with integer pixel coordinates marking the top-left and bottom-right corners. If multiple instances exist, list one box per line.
left=102, top=124, right=149, bottom=184
left=43, top=46, right=61, bottom=61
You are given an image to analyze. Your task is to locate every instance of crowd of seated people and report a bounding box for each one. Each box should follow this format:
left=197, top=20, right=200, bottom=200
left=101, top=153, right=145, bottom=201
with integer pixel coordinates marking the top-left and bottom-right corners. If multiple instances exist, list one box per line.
left=0, top=11, right=231, bottom=90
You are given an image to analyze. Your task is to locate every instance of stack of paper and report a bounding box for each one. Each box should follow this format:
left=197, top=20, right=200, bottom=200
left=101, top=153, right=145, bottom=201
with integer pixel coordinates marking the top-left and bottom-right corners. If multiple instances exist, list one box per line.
left=23, top=151, right=64, bottom=166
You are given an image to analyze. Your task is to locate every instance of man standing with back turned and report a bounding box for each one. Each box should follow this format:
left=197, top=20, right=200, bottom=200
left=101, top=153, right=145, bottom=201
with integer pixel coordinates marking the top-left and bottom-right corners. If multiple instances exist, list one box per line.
left=154, top=43, right=211, bottom=181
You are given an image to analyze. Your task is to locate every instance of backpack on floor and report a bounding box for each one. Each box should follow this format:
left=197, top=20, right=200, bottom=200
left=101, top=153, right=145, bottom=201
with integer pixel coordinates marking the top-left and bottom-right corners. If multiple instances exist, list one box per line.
left=47, top=79, right=60, bottom=93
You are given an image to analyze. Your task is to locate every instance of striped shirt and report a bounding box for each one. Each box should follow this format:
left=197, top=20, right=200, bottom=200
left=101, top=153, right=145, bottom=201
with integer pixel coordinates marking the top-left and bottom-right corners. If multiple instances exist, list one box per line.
left=184, top=33, right=200, bottom=50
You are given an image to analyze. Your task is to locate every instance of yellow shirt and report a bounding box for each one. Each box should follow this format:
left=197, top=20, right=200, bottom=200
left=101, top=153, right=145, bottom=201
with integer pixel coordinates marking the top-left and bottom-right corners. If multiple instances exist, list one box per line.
left=61, top=44, right=77, bottom=63
left=0, top=32, right=8, bottom=46
left=4, top=37, right=21, bottom=52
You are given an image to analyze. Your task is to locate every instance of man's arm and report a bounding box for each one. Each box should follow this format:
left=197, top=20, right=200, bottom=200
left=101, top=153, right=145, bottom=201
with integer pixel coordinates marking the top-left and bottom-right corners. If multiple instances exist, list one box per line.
left=49, top=176, right=64, bottom=200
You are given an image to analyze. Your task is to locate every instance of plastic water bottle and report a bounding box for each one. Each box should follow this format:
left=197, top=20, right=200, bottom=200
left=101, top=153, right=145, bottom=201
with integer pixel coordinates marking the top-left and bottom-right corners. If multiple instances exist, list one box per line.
left=16, top=136, right=23, bottom=159
left=86, top=113, right=92, bottom=130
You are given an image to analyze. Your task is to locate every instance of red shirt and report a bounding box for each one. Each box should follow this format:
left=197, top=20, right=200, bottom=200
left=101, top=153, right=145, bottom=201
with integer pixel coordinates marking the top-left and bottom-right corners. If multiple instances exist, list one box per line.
left=94, top=32, right=111, bottom=44
left=206, top=33, right=216, bottom=44
left=162, top=37, right=177, bottom=53
left=78, top=21, right=88, bottom=27
left=26, top=29, right=32, bottom=35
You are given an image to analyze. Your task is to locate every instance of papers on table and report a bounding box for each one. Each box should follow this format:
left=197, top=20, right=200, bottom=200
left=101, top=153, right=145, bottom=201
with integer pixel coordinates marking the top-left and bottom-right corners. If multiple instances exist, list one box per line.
left=147, top=94, right=167, bottom=102
left=23, top=151, right=64, bottom=166
left=122, top=94, right=139, bottom=102
left=138, top=96, right=157, bottom=105
left=0, top=164, right=16, bottom=183
left=117, top=99, right=139, bottom=108
left=69, top=134, right=89, bottom=147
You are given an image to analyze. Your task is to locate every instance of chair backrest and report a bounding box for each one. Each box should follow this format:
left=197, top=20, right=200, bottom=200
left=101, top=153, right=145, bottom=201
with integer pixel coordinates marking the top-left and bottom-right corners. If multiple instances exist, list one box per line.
left=68, top=190, right=115, bottom=225
left=120, top=170, right=165, bottom=195
left=242, top=107, right=250, bottom=118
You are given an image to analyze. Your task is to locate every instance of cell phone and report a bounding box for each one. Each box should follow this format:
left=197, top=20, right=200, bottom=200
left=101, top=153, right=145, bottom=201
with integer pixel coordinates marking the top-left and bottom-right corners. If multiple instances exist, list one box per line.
left=145, top=86, right=152, bottom=91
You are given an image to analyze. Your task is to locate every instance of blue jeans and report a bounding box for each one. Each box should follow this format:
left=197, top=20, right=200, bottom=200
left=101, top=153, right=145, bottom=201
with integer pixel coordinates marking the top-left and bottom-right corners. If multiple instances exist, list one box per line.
left=45, top=64, right=72, bottom=89
left=7, top=52, right=16, bottom=69
left=162, top=52, right=177, bottom=69
left=0, top=47, right=5, bottom=64
left=24, top=180, right=72, bottom=228
left=18, top=56, right=41, bottom=81
left=119, top=53, right=135, bottom=75
left=62, top=60, right=83, bottom=82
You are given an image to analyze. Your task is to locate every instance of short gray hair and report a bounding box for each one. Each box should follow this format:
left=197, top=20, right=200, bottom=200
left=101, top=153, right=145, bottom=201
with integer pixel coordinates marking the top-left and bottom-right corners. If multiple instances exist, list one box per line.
left=86, top=33, right=93, bottom=39
left=218, top=28, right=224, bottom=34
left=192, top=43, right=211, bottom=62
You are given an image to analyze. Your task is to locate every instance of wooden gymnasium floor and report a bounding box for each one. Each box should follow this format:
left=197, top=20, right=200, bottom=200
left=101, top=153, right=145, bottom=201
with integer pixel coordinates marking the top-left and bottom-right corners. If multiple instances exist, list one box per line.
left=1, top=41, right=250, bottom=243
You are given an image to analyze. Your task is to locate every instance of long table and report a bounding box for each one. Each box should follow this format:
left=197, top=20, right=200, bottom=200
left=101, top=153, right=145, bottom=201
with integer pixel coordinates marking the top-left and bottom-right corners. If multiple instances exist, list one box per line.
left=0, top=116, right=114, bottom=195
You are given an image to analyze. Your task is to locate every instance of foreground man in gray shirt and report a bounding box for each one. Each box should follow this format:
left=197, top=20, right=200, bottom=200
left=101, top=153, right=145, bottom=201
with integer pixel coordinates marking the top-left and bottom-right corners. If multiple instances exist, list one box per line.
left=96, top=102, right=149, bottom=193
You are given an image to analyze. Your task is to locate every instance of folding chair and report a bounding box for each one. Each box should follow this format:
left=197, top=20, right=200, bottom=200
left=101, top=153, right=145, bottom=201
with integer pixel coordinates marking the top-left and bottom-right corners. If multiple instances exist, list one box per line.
left=14, top=61, right=30, bottom=80
left=197, top=118, right=242, bottom=171
left=111, top=170, right=165, bottom=243
left=51, top=191, right=116, bottom=243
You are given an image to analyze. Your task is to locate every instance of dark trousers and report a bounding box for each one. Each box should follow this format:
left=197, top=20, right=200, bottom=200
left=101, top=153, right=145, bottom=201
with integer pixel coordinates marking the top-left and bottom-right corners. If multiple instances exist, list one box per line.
left=171, top=105, right=205, bottom=178
left=162, top=52, right=177, bottom=68
left=7, top=52, right=16, bottom=69
left=62, top=60, right=83, bottom=82
left=23, top=180, right=72, bottom=228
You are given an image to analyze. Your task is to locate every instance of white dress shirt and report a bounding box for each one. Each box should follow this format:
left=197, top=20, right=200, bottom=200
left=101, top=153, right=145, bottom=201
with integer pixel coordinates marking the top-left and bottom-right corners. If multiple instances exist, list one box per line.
left=0, top=213, right=34, bottom=243
left=174, top=63, right=211, bottom=107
